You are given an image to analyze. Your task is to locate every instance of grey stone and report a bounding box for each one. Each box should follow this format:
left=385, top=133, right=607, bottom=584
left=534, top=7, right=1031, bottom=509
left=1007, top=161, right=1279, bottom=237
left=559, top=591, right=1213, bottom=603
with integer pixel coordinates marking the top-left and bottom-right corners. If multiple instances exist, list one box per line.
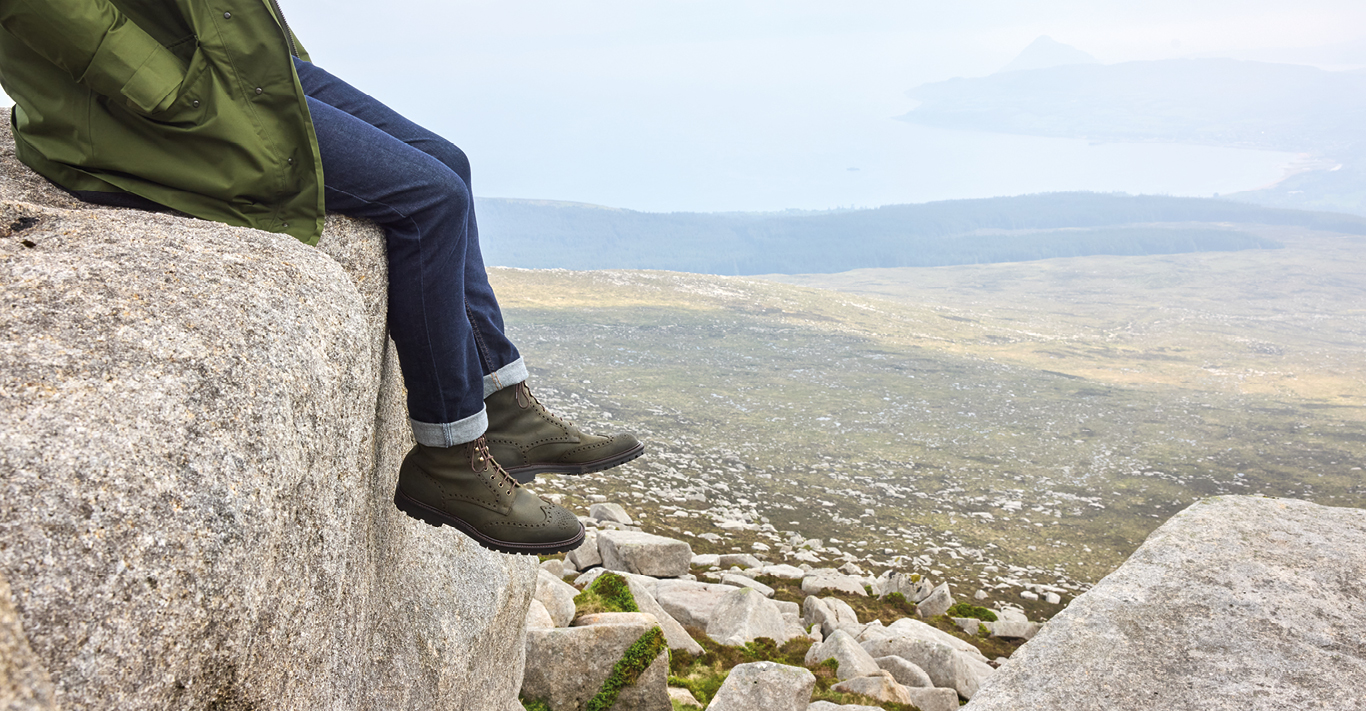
left=862, top=636, right=980, bottom=699
left=995, top=606, right=1028, bottom=623
left=690, top=554, right=720, bottom=568
left=983, top=620, right=1039, bottom=640
left=838, top=562, right=865, bottom=576
left=566, top=528, right=603, bottom=571
left=886, top=617, right=986, bottom=660
left=874, top=655, right=933, bottom=688
left=0, top=116, right=536, bottom=711
left=540, top=558, right=565, bottom=578
left=916, top=582, right=955, bottom=618
left=903, top=686, right=963, bottom=711
left=572, top=612, right=659, bottom=627
left=599, top=531, right=693, bottom=578
left=718, top=553, right=762, bottom=569
left=803, top=630, right=880, bottom=680
left=823, top=598, right=861, bottom=630
left=802, top=596, right=860, bottom=638
left=523, top=622, right=670, bottom=711
left=654, top=580, right=741, bottom=631
left=831, top=671, right=912, bottom=704
left=707, top=588, right=791, bottom=647
left=574, top=566, right=611, bottom=588
left=624, top=578, right=704, bottom=655
left=707, top=661, right=815, bottom=711
left=962, top=655, right=996, bottom=695
left=1019, top=590, right=1039, bottom=601
left=536, top=568, right=580, bottom=628
left=774, top=599, right=801, bottom=620
left=1044, top=592, right=1062, bottom=605
left=787, top=620, right=815, bottom=642
left=589, top=502, right=634, bottom=525
left=722, top=573, right=775, bottom=597
left=952, top=617, right=985, bottom=636
left=882, top=572, right=933, bottom=603
left=0, top=573, right=55, bottom=711
left=754, top=563, right=806, bottom=579
left=573, top=566, right=658, bottom=592
left=801, top=596, right=831, bottom=633
left=966, top=496, right=1366, bottom=710
left=526, top=599, right=557, bottom=630
left=807, top=702, right=882, bottom=711
left=974, top=589, right=988, bottom=600
left=801, top=574, right=867, bottom=597
left=855, top=622, right=892, bottom=644
left=668, top=686, right=703, bottom=708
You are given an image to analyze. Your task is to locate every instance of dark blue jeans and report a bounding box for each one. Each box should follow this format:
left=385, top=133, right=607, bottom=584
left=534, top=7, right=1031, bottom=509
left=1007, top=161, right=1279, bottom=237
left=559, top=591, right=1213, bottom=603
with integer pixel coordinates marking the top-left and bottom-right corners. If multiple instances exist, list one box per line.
left=295, top=58, right=526, bottom=446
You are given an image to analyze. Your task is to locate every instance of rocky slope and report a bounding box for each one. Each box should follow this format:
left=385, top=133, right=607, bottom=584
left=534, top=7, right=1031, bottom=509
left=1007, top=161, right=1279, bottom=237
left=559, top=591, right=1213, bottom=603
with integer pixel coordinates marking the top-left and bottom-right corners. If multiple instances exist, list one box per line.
left=533, top=495, right=1366, bottom=710
left=0, top=115, right=536, bottom=709
left=526, top=502, right=1046, bottom=710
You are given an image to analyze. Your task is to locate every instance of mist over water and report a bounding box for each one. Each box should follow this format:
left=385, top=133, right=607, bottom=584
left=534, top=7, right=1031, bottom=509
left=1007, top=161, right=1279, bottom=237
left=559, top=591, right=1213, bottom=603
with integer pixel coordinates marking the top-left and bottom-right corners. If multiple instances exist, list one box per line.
left=464, top=115, right=1295, bottom=213
left=284, top=0, right=1353, bottom=212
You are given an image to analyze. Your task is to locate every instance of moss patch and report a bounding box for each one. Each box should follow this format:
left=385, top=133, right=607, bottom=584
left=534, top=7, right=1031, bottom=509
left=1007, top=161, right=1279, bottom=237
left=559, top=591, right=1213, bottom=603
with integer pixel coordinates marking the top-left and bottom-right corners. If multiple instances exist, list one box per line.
left=574, top=571, right=640, bottom=618
left=586, top=626, right=667, bottom=711
left=668, top=632, right=815, bottom=705
left=519, top=697, right=551, bottom=711
left=945, top=603, right=998, bottom=622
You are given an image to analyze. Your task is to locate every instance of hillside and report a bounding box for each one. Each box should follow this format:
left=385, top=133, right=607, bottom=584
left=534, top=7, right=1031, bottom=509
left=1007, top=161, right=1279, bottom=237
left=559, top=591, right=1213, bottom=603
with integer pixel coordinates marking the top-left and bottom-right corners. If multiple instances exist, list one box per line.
left=491, top=222, right=1366, bottom=606
left=476, top=192, right=1366, bottom=274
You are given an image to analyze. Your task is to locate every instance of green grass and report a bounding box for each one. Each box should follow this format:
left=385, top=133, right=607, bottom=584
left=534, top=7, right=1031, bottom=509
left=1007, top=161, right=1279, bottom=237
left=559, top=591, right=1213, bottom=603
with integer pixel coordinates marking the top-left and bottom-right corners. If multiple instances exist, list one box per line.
left=574, top=572, right=639, bottom=618
left=587, top=627, right=667, bottom=711
left=945, top=603, right=997, bottom=622
left=668, top=635, right=816, bottom=705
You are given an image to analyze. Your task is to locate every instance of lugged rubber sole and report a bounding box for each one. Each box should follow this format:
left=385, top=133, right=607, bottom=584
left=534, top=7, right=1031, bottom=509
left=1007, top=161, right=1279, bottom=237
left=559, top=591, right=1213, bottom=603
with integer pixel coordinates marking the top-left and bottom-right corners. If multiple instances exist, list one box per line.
left=392, top=487, right=585, bottom=555
left=503, top=442, right=647, bottom=484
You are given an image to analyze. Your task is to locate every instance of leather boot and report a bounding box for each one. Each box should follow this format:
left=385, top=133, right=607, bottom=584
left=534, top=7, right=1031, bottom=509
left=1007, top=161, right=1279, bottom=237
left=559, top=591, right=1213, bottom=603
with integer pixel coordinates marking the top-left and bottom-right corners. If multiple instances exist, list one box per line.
left=485, top=382, right=645, bottom=483
left=393, top=436, right=585, bottom=554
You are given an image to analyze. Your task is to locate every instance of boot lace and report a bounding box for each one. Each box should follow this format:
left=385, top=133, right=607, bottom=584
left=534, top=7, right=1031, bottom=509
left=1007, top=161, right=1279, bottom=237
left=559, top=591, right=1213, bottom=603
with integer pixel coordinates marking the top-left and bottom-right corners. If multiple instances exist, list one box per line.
left=473, top=436, right=520, bottom=496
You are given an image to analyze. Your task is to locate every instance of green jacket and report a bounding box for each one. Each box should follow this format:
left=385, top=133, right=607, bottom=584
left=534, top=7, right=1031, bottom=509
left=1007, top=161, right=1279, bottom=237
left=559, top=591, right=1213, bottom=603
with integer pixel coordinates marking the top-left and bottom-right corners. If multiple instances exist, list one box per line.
left=0, top=0, right=324, bottom=244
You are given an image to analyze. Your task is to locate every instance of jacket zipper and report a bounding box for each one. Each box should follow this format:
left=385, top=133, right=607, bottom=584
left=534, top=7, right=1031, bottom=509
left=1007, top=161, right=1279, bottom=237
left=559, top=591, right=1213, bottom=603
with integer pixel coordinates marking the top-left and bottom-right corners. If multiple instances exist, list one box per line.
left=266, top=0, right=299, bottom=57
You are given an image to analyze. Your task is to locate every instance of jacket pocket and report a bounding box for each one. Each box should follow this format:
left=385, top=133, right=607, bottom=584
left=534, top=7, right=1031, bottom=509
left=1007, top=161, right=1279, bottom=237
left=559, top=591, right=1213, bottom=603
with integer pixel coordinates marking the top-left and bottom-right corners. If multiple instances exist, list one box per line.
left=142, top=44, right=212, bottom=126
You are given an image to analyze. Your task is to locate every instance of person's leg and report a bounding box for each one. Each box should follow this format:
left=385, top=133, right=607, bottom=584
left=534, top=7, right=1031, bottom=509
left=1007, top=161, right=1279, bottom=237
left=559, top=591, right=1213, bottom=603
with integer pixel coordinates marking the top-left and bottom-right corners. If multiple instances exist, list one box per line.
left=305, top=94, right=484, bottom=445
left=306, top=95, right=582, bottom=553
left=293, top=58, right=524, bottom=397
left=297, top=58, right=642, bottom=483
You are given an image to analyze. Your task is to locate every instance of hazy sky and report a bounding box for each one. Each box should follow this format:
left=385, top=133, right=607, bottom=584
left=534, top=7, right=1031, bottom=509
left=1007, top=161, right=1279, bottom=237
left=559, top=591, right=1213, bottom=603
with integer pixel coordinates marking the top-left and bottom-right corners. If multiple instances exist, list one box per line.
left=23, top=2, right=1366, bottom=211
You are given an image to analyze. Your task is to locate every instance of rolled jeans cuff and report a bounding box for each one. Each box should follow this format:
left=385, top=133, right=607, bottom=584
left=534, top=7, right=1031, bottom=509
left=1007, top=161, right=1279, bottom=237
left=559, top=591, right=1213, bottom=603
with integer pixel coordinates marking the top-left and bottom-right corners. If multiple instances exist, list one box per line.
left=411, top=407, right=487, bottom=447
left=482, top=357, right=528, bottom=398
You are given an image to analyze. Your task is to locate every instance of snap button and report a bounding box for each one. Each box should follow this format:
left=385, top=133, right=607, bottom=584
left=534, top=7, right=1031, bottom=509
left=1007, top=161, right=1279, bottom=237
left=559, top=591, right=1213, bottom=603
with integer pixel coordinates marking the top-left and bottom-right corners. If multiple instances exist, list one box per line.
left=192, top=100, right=200, bottom=108
left=255, top=87, right=263, bottom=95
left=287, top=158, right=294, bottom=165
left=282, top=222, right=289, bottom=228
left=223, top=11, right=231, bottom=19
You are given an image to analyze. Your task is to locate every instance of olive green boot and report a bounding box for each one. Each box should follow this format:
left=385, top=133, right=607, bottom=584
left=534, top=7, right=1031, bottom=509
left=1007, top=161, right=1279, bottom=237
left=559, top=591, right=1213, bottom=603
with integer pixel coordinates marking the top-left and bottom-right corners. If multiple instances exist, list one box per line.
left=393, top=436, right=585, bottom=554
left=485, top=382, right=645, bottom=483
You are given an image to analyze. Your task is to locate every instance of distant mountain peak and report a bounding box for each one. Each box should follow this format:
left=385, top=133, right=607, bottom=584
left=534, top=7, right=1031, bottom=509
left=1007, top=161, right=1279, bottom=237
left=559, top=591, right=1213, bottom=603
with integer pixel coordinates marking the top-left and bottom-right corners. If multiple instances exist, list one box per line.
left=999, top=35, right=1099, bottom=74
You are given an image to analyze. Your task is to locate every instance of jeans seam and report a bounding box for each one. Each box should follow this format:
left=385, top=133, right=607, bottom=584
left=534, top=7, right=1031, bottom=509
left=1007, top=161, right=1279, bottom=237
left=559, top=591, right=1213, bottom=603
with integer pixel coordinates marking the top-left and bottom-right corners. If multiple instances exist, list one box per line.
left=466, top=303, right=496, bottom=375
